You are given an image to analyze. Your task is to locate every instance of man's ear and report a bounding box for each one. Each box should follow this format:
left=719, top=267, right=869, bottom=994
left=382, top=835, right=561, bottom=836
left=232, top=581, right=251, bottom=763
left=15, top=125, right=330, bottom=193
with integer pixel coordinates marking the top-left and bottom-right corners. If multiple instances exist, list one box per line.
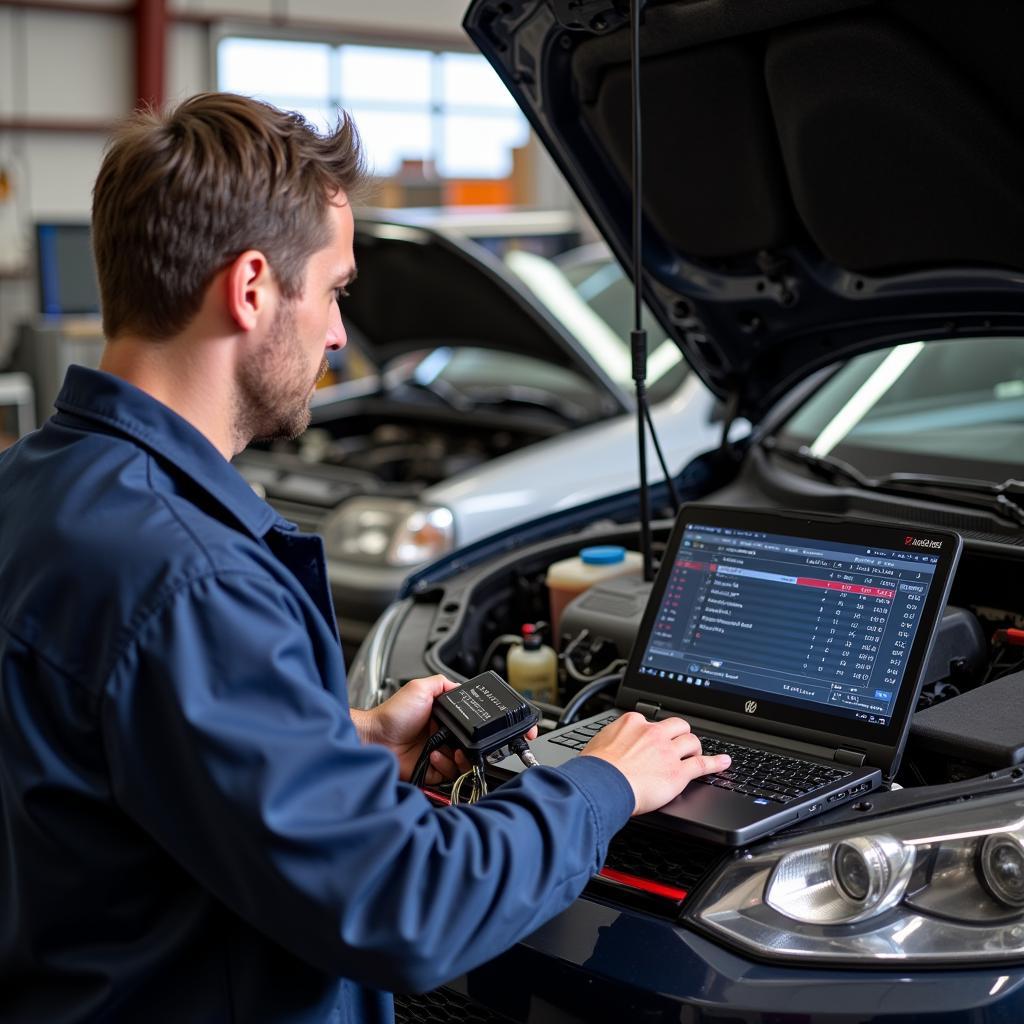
left=225, top=250, right=273, bottom=332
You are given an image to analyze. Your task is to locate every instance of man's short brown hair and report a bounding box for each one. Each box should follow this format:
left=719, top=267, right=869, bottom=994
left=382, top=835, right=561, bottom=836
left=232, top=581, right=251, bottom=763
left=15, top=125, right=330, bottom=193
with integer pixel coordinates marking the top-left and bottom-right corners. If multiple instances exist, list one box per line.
left=92, top=93, right=367, bottom=340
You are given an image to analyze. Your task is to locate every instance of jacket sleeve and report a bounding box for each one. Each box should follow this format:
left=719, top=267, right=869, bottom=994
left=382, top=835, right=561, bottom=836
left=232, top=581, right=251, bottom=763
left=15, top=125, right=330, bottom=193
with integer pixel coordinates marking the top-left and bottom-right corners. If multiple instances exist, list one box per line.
left=100, top=570, right=635, bottom=993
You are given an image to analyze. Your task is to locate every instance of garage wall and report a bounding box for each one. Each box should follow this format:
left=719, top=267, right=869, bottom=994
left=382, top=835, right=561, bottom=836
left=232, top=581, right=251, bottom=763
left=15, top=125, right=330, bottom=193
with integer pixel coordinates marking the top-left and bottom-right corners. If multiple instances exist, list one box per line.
left=2, top=6, right=132, bottom=216
left=0, top=0, right=573, bottom=367
left=0, top=0, right=469, bottom=361
left=1, top=3, right=137, bottom=356
left=173, top=0, right=468, bottom=32
left=1, top=0, right=472, bottom=222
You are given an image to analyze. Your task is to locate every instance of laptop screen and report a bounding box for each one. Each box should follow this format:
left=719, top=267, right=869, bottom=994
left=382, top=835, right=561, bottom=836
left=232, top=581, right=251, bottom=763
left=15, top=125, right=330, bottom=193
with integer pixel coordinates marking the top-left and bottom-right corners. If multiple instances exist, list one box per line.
left=624, top=507, right=961, bottom=757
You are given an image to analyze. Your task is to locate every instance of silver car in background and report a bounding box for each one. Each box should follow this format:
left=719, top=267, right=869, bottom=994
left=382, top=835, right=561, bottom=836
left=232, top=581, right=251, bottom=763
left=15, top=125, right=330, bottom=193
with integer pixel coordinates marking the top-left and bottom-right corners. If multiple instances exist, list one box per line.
left=235, top=209, right=718, bottom=652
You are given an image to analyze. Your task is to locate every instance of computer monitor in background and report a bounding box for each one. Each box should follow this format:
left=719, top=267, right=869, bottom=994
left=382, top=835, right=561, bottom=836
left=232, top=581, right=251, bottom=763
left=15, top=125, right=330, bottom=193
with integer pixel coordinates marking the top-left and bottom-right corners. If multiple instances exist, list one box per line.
left=35, top=223, right=101, bottom=316
left=15, top=224, right=104, bottom=424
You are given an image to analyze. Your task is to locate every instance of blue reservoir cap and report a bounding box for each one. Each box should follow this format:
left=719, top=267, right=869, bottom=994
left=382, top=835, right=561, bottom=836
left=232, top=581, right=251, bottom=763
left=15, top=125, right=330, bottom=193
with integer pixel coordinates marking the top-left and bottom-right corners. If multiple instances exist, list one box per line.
left=580, top=545, right=626, bottom=565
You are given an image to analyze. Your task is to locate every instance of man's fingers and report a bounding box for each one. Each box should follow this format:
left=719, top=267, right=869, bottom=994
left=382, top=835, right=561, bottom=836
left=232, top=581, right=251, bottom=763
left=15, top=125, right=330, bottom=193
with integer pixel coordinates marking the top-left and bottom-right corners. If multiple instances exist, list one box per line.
left=525, top=725, right=539, bottom=741
left=409, top=674, right=458, bottom=699
left=657, top=715, right=693, bottom=739
left=671, top=731, right=702, bottom=759
left=427, top=746, right=470, bottom=774
left=680, top=752, right=731, bottom=782
left=611, top=713, right=691, bottom=738
left=424, top=746, right=474, bottom=787
left=426, top=749, right=460, bottom=782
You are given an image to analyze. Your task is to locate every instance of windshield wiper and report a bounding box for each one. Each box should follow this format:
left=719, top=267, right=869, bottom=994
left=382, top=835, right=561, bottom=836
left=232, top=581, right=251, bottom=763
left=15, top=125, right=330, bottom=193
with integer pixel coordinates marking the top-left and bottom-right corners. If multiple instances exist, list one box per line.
left=761, top=439, right=871, bottom=488
left=762, top=438, right=1024, bottom=527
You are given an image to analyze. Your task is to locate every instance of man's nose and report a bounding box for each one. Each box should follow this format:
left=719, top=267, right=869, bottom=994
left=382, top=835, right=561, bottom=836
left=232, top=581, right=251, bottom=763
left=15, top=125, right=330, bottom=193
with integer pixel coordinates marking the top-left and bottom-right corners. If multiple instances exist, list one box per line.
left=326, top=300, right=346, bottom=350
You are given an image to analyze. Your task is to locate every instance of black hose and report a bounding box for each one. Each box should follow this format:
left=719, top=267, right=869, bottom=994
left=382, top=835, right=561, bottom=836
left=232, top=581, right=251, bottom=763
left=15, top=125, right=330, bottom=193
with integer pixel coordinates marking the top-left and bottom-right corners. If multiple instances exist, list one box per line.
left=557, top=672, right=625, bottom=727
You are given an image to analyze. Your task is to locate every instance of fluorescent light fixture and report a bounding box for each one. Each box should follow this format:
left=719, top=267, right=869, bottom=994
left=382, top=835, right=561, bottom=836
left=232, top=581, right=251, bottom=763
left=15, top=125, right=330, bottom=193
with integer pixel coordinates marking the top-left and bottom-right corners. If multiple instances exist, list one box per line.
left=810, top=341, right=925, bottom=457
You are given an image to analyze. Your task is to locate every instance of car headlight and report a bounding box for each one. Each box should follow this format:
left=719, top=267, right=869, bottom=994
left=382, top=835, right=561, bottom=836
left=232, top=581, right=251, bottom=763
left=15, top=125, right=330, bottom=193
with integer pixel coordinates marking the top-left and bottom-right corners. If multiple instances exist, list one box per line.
left=322, top=497, right=455, bottom=567
left=689, top=789, right=1024, bottom=963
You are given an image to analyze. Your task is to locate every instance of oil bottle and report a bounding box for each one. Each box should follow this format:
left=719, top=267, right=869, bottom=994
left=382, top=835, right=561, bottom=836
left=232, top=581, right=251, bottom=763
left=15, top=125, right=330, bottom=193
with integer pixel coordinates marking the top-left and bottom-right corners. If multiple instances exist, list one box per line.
left=506, top=623, right=558, bottom=704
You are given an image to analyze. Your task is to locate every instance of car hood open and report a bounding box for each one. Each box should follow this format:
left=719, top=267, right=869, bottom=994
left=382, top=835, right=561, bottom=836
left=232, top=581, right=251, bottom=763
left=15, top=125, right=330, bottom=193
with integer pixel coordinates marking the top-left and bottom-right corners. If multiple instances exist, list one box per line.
left=345, top=210, right=625, bottom=407
left=464, top=0, right=1024, bottom=424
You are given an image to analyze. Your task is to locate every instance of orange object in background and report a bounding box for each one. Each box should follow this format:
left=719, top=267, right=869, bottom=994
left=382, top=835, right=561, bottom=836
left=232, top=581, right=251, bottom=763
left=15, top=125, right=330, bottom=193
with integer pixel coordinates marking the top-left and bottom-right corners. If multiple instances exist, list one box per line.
left=444, top=179, right=515, bottom=206
left=372, top=140, right=530, bottom=209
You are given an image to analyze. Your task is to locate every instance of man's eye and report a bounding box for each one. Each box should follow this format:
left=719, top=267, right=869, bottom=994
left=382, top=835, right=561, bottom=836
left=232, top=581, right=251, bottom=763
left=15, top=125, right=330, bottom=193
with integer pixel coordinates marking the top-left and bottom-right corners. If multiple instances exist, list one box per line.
left=333, top=287, right=350, bottom=303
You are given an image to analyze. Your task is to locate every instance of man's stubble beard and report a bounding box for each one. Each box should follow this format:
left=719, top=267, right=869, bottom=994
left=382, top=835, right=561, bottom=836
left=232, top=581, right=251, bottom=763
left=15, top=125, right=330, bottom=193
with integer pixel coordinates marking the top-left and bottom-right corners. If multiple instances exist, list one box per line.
left=234, top=301, right=330, bottom=450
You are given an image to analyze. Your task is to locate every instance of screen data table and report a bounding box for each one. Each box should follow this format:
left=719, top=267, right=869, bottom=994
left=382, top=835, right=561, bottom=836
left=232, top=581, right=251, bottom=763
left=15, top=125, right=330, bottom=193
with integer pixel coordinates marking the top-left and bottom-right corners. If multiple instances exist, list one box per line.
left=639, top=527, right=940, bottom=725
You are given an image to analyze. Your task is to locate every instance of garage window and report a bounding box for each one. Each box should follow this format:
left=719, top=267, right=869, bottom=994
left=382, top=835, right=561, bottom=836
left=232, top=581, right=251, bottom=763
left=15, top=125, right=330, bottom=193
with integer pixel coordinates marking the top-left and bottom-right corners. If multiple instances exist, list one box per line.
left=216, top=37, right=528, bottom=180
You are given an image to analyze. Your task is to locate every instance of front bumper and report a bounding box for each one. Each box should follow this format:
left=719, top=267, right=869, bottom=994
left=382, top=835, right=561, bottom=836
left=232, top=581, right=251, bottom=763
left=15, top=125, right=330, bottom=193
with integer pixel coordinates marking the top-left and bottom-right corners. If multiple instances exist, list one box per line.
left=411, top=896, right=1024, bottom=1023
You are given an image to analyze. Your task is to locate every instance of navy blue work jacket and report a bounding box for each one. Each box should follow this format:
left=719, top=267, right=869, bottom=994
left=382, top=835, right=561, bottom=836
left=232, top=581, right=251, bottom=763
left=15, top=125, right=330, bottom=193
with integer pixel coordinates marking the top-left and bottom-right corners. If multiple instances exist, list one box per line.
left=0, top=366, right=635, bottom=1023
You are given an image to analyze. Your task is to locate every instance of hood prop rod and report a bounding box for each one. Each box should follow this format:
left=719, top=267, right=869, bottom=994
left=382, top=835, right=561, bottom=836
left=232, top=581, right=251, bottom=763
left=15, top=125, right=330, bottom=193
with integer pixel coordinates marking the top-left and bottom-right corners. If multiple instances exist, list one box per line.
left=630, top=0, right=652, bottom=582
left=629, top=0, right=679, bottom=583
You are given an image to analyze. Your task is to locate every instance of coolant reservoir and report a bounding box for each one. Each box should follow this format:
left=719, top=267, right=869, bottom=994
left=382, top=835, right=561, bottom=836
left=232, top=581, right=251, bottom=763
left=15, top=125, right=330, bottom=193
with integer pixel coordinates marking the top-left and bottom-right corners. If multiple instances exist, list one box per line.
left=546, top=546, right=643, bottom=642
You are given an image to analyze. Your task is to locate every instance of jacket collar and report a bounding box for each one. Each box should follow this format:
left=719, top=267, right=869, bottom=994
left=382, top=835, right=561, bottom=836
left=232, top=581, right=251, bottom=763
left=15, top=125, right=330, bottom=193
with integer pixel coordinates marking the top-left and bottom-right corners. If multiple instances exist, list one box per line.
left=54, top=365, right=288, bottom=540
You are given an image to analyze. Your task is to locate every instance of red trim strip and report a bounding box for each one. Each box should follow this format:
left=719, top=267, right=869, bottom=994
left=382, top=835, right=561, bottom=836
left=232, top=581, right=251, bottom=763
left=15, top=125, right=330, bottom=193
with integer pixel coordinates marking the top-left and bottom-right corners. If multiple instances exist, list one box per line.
left=597, top=867, right=688, bottom=902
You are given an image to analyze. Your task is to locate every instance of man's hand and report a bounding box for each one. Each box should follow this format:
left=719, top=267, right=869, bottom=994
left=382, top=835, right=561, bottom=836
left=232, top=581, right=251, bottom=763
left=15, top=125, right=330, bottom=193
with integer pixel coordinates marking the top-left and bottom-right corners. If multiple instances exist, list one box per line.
left=581, top=712, right=730, bottom=816
left=353, top=675, right=462, bottom=785
left=354, top=675, right=539, bottom=787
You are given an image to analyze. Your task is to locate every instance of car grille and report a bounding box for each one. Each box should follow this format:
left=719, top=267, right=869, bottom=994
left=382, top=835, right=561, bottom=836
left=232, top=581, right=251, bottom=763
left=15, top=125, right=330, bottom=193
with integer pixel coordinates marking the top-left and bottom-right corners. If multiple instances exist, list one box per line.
left=593, top=820, right=726, bottom=917
left=395, top=989, right=518, bottom=1024
left=424, top=787, right=725, bottom=918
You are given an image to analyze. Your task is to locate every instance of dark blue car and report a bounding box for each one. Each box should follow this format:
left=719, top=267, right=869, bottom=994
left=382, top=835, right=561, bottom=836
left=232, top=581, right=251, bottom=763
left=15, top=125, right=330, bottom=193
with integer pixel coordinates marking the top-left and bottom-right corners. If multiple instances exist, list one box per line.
left=350, top=1, right=1024, bottom=1019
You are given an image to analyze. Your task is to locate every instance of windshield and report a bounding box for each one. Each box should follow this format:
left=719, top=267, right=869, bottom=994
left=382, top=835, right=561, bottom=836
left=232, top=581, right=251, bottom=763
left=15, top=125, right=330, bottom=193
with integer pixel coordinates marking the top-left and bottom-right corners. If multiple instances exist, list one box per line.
left=502, top=245, right=687, bottom=402
left=778, top=337, right=1024, bottom=481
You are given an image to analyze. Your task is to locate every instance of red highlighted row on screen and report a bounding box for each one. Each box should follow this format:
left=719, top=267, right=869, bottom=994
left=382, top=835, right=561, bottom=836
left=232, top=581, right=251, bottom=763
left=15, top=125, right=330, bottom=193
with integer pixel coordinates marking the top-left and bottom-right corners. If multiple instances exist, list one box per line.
left=675, top=561, right=895, bottom=600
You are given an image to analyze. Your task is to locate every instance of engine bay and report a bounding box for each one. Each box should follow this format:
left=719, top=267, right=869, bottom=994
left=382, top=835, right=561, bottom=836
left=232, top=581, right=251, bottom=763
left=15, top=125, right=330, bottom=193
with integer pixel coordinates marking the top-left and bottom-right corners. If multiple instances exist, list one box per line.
left=408, top=521, right=1024, bottom=792
left=263, top=405, right=559, bottom=489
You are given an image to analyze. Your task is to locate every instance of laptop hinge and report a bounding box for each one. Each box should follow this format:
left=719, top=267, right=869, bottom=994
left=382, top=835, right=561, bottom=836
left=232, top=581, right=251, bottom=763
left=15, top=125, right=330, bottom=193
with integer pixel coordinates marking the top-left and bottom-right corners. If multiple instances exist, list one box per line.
left=834, top=747, right=867, bottom=767
left=635, top=701, right=661, bottom=720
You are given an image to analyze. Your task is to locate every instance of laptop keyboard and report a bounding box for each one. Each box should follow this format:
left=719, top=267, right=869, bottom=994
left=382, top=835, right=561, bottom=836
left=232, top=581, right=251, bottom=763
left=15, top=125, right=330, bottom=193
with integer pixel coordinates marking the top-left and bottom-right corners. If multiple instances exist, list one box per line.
left=547, top=716, right=851, bottom=805
left=693, top=735, right=851, bottom=804
left=547, top=713, right=622, bottom=750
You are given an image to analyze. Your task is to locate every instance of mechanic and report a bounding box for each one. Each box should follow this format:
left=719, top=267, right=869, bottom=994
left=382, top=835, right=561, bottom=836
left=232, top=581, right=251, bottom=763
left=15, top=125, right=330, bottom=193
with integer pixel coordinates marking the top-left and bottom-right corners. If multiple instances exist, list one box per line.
left=0, top=93, right=729, bottom=1023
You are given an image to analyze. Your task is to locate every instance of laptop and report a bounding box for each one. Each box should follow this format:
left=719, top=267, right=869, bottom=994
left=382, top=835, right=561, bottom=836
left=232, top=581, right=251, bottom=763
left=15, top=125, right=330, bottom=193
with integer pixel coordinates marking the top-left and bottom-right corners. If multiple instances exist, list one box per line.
left=496, top=505, right=962, bottom=845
